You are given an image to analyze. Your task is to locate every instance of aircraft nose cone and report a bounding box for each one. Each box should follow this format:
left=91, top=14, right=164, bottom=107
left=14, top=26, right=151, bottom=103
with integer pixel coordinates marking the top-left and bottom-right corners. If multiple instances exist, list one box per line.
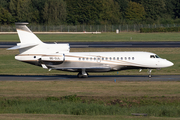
left=166, top=60, right=174, bottom=67
left=159, top=60, right=174, bottom=68
left=169, top=61, right=174, bottom=66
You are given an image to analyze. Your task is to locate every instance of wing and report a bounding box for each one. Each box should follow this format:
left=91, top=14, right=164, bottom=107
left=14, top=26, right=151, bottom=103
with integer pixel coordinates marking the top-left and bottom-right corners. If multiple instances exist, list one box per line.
left=41, top=64, right=111, bottom=72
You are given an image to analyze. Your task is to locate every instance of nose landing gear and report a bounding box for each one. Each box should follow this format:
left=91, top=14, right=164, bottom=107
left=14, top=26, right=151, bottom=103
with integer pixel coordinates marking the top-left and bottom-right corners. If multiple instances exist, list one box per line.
left=139, top=69, right=153, bottom=78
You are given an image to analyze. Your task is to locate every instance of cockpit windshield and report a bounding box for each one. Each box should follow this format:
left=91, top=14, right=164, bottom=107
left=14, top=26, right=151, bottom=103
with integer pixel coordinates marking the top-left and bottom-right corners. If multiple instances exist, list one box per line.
left=155, top=55, right=160, bottom=58
left=150, top=55, right=160, bottom=58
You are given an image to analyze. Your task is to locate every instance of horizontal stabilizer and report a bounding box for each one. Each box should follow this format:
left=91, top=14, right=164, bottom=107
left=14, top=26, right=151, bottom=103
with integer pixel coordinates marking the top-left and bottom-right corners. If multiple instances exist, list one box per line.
left=7, top=43, right=38, bottom=50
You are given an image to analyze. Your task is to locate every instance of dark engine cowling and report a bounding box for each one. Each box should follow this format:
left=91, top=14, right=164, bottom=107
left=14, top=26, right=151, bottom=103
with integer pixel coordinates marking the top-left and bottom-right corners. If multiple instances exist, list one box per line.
left=39, top=54, right=65, bottom=65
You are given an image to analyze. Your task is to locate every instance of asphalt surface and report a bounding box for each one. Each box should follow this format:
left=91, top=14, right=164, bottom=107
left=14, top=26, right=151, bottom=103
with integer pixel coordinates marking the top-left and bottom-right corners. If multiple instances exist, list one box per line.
left=1, top=41, right=180, bottom=48
left=0, top=75, right=179, bottom=81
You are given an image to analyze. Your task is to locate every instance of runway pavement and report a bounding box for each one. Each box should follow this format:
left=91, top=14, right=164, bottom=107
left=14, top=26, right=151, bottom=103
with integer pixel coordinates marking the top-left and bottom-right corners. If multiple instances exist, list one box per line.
left=1, top=41, right=180, bottom=48
left=0, top=75, right=180, bottom=81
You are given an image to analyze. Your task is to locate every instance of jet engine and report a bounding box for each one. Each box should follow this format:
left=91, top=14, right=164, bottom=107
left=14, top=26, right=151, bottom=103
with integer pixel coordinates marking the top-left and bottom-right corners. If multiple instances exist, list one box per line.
left=39, top=54, right=65, bottom=65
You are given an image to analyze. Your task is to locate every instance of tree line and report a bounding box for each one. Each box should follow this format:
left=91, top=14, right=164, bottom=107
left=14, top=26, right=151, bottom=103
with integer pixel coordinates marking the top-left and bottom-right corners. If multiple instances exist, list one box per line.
left=0, top=0, right=180, bottom=25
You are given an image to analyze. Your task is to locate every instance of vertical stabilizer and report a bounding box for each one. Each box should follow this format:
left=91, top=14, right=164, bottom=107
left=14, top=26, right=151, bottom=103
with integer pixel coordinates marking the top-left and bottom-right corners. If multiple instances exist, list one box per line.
left=8, top=22, right=70, bottom=54
left=15, top=22, right=43, bottom=44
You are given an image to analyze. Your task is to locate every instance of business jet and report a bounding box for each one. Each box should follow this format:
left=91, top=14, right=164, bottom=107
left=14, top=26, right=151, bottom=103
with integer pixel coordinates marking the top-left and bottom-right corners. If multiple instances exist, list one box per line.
left=8, top=22, right=174, bottom=78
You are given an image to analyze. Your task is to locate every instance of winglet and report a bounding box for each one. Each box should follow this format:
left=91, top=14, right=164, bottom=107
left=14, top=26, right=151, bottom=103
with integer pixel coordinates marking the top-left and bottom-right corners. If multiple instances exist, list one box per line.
left=15, top=22, right=31, bottom=33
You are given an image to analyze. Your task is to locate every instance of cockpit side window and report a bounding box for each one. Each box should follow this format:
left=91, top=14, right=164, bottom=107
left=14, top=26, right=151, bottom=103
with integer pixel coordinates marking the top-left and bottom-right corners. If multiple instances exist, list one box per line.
left=150, top=55, right=160, bottom=58
left=150, top=55, right=155, bottom=58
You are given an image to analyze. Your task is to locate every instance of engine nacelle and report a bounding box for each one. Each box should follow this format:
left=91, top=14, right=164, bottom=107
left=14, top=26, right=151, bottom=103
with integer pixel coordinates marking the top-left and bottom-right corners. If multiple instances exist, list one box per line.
left=40, top=54, right=65, bottom=65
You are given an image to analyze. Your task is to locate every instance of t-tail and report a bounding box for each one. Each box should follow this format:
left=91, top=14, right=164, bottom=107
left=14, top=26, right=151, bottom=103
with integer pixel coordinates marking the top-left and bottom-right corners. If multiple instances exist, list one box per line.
left=8, top=22, right=70, bottom=54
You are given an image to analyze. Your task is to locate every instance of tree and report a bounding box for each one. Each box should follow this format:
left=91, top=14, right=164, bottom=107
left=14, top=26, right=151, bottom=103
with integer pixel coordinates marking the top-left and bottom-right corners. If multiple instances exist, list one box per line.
left=0, top=0, right=10, bottom=8
left=125, top=1, right=145, bottom=20
left=17, top=0, right=34, bottom=22
left=66, top=0, right=97, bottom=24
left=31, top=0, right=46, bottom=24
left=43, top=0, right=67, bottom=25
left=173, top=0, right=180, bottom=19
left=140, top=0, right=166, bottom=21
left=9, top=0, right=17, bottom=21
left=115, top=0, right=128, bottom=18
left=9, top=0, right=34, bottom=22
left=66, top=0, right=120, bottom=25
left=0, top=7, right=12, bottom=24
left=99, top=0, right=120, bottom=24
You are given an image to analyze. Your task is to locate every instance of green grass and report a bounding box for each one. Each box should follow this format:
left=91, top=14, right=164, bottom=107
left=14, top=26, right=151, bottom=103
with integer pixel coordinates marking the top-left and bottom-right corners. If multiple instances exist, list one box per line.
left=1, top=114, right=177, bottom=120
left=1, top=72, right=180, bottom=119
left=0, top=95, right=180, bottom=118
left=0, top=32, right=180, bottom=42
left=1, top=81, right=180, bottom=97
left=0, top=81, right=180, bottom=119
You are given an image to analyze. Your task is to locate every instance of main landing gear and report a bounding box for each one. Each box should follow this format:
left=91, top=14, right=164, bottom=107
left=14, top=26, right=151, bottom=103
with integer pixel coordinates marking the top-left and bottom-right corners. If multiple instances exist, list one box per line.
left=147, top=69, right=152, bottom=78
left=77, top=69, right=89, bottom=78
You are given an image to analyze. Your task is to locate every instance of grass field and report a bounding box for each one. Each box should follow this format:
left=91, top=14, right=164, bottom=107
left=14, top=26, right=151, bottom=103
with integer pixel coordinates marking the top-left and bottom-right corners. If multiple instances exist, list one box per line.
left=1, top=81, right=180, bottom=97
left=1, top=114, right=178, bottom=120
left=0, top=81, right=180, bottom=119
left=0, top=32, right=180, bottom=42
left=1, top=32, right=180, bottom=119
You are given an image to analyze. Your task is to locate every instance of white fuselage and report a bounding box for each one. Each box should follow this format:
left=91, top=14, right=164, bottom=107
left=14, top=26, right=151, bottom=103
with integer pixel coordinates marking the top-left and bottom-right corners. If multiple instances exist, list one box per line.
left=15, top=51, right=173, bottom=72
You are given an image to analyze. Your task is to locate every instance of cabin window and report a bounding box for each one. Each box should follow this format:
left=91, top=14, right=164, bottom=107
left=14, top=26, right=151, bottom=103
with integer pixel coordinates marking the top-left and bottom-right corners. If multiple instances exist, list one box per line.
left=128, top=57, right=131, bottom=60
left=150, top=55, right=155, bottom=58
left=132, top=57, right=134, bottom=60
left=113, top=57, right=115, bottom=60
left=83, top=58, right=85, bottom=60
left=94, top=58, right=96, bottom=60
left=79, top=58, right=81, bottom=60
left=117, top=57, right=119, bottom=60
left=34, top=56, right=36, bottom=58
left=109, top=57, right=112, bottom=60
left=125, top=57, right=127, bottom=60
left=90, top=58, right=92, bottom=60
left=121, top=57, right=123, bottom=60
left=106, top=57, right=108, bottom=60
left=86, top=58, right=88, bottom=60
left=102, top=57, right=104, bottom=60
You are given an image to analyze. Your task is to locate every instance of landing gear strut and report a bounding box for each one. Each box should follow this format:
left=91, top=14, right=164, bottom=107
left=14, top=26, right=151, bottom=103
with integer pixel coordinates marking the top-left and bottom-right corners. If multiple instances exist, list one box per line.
left=147, top=69, right=152, bottom=78
left=77, top=69, right=88, bottom=78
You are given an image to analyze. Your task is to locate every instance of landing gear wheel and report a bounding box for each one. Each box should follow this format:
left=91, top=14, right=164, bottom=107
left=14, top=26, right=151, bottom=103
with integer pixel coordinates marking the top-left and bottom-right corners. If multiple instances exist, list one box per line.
left=147, top=69, right=152, bottom=78
left=77, top=69, right=88, bottom=78
left=77, top=73, right=83, bottom=78
left=148, top=74, right=152, bottom=78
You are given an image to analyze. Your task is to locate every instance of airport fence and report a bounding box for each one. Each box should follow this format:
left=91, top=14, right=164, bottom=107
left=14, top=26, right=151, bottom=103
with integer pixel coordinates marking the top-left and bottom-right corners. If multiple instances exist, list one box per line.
left=1, top=24, right=180, bottom=32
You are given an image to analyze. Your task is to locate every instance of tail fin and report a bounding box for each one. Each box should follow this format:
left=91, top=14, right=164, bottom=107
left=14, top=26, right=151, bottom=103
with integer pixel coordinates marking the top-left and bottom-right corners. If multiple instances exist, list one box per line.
left=15, top=22, right=43, bottom=44
left=8, top=22, right=43, bottom=50
left=8, top=22, right=70, bottom=54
